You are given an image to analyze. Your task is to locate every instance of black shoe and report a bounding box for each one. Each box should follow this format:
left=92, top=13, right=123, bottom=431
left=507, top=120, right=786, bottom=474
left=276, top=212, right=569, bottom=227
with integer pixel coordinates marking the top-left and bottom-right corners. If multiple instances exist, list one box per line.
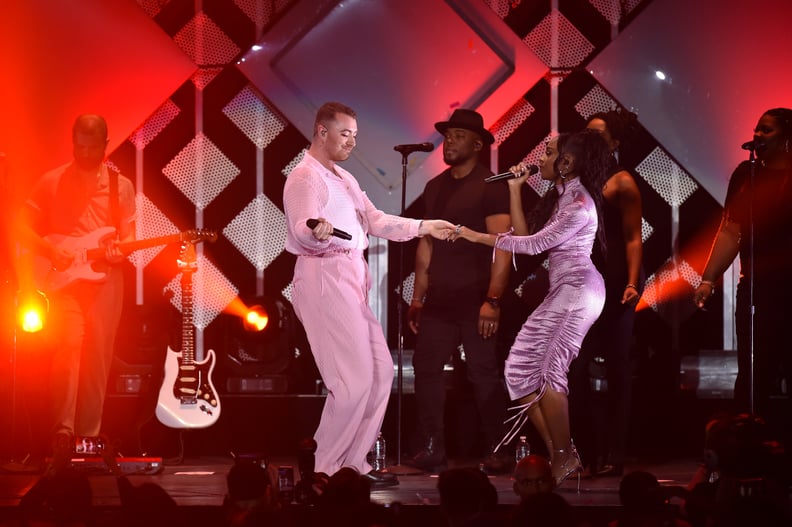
left=480, top=450, right=512, bottom=475
left=48, top=432, right=73, bottom=474
left=595, top=464, right=623, bottom=478
left=404, top=448, right=447, bottom=473
left=363, top=469, right=399, bottom=488
left=404, top=436, right=447, bottom=473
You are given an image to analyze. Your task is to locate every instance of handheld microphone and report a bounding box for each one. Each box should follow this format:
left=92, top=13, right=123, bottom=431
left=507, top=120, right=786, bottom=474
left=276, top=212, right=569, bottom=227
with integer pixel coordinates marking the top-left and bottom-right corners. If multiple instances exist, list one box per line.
left=484, top=164, right=539, bottom=183
left=742, top=140, right=765, bottom=151
left=306, top=218, right=352, bottom=240
left=394, top=142, right=434, bottom=154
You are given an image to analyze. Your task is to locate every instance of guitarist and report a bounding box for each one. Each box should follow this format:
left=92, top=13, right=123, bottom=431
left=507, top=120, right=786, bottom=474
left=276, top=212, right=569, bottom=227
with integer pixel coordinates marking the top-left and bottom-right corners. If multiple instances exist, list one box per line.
left=16, top=114, right=136, bottom=464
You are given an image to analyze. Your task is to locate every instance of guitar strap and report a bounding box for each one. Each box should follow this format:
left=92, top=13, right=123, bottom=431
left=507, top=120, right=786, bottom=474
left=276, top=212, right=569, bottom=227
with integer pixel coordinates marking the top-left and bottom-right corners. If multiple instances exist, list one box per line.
left=108, top=165, right=121, bottom=240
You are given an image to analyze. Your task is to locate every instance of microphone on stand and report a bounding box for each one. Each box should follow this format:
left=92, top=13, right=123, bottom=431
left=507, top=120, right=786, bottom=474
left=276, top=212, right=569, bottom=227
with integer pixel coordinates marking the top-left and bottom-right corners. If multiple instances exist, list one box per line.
left=394, top=142, right=434, bottom=155
left=484, top=164, right=539, bottom=183
left=306, top=218, right=352, bottom=240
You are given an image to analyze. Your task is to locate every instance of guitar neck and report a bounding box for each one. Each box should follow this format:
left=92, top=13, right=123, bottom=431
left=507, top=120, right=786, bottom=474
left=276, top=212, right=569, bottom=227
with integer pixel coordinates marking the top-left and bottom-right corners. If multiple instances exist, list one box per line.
left=180, top=270, right=195, bottom=365
left=85, top=233, right=183, bottom=261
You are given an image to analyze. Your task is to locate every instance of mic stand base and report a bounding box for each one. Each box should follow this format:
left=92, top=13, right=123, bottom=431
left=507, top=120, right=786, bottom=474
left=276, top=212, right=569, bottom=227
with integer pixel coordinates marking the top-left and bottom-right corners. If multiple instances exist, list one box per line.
left=1, top=456, right=42, bottom=474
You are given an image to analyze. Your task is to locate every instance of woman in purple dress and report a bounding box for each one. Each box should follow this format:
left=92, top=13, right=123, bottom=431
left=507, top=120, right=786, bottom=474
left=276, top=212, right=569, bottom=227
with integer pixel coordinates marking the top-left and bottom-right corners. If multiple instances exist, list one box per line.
left=453, top=129, right=611, bottom=486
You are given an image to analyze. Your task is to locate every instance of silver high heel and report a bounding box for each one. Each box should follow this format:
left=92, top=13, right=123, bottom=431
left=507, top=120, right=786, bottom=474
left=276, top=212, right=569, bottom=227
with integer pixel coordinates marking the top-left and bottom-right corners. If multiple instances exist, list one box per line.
left=553, top=442, right=583, bottom=492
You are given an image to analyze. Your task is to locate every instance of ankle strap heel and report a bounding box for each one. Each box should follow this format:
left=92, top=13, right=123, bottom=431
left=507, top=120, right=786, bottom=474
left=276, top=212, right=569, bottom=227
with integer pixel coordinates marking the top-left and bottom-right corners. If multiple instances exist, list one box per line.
left=552, top=444, right=582, bottom=492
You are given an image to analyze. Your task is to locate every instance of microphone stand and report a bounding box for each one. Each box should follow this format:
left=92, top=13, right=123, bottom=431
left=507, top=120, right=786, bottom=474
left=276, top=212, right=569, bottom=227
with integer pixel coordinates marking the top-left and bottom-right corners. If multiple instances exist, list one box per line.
left=386, top=151, right=423, bottom=476
left=747, top=147, right=755, bottom=414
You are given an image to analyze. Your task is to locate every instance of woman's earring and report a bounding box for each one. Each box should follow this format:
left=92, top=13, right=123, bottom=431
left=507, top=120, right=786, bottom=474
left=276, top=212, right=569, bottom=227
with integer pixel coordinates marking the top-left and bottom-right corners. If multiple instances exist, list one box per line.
left=786, top=139, right=789, bottom=153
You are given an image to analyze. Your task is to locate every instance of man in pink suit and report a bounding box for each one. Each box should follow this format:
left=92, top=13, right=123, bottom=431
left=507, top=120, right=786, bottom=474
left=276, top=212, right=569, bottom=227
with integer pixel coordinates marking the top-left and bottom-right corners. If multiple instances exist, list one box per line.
left=283, top=101, right=454, bottom=487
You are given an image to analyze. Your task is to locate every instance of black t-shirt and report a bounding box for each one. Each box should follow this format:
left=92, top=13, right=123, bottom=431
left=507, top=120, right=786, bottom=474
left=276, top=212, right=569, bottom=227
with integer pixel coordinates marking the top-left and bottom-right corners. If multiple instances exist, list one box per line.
left=422, top=163, right=510, bottom=310
left=724, top=161, right=792, bottom=296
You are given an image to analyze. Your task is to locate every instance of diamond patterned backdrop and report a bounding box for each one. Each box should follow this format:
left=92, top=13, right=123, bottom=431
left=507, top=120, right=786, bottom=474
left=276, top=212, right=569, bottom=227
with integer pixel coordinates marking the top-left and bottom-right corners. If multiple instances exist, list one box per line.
left=8, top=0, right=788, bottom=402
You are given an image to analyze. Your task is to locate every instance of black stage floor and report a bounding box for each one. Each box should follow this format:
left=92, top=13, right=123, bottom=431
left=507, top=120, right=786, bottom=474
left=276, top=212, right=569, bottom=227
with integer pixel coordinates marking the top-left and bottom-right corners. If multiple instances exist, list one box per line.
left=0, top=356, right=744, bottom=525
left=0, top=454, right=700, bottom=526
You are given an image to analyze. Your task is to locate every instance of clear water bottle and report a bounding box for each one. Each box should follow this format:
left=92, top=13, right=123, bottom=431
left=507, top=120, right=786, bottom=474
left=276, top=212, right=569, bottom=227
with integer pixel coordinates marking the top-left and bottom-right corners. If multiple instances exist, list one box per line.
left=371, top=433, right=386, bottom=471
left=515, top=435, right=530, bottom=464
left=589, top=356, right=608, bottom=392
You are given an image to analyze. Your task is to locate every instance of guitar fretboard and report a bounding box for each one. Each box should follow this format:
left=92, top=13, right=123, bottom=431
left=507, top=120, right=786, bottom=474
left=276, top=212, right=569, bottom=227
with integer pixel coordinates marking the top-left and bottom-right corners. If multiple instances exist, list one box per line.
left=180, top=270, right=195, bottom=366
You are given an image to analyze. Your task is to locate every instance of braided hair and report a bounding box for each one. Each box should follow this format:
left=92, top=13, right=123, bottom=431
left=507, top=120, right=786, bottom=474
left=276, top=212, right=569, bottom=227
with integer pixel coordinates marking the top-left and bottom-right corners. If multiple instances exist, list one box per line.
left=586, top=108, right=641, bottom=168
left=527, top=129, right=612, bottom=255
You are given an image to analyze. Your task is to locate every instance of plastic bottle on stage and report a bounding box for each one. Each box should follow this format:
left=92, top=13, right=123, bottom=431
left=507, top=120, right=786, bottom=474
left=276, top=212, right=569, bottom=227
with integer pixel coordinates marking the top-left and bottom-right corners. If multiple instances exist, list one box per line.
left=370, top=433, right=386, bottom=471
left=515, top=435, right=530, bottom=464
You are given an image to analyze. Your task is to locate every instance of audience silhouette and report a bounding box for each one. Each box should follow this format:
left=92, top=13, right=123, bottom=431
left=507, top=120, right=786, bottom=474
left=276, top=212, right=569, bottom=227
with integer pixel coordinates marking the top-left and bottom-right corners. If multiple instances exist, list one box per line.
left=512, top=454, right=556, bottom=501
left=438, top=467, right=506, bottom=527
left=685, top=413, right=790, bottom=527
left=609, top=470, right=689, bottom=527
left=315, top=466, right=393, bottom=527
left=223, top=460, right=285, bottom=527
left=510, top=492, right=576, bottom=527
left=18, top=467, right=94, bottom=527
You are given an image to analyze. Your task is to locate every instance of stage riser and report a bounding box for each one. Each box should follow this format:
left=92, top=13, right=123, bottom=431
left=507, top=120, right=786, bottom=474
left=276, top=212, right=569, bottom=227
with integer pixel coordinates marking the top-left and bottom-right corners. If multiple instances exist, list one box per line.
left=2, top=386, right=492, bottom=459
left=110, top=392, right=489, bottom=459
left=4, top=376, right=721, bottom=460
left=0, top=504, right=622, bottom=527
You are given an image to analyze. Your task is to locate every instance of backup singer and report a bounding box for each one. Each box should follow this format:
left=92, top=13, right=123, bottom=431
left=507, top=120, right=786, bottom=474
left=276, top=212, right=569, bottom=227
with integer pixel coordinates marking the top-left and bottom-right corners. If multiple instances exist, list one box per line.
left=694, top=107, right=792, bottom=446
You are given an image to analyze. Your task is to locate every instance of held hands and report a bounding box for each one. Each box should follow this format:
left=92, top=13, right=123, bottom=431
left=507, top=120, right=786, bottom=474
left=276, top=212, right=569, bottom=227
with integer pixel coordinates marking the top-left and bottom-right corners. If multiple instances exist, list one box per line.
left=446, top=225, right=486, bottom=244
left=420, top=219, right=457, bottom=240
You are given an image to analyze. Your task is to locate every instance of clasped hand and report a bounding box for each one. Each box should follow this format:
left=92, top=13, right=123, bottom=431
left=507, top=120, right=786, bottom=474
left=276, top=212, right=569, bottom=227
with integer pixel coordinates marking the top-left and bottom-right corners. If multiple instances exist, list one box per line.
left=445, top=224, right=473, bottom=242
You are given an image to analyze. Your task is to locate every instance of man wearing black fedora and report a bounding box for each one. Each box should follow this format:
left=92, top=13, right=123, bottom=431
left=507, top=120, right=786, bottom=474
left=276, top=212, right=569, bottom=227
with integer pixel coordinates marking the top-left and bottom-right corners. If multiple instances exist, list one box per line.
left=406, top=108, right=512, bottom=474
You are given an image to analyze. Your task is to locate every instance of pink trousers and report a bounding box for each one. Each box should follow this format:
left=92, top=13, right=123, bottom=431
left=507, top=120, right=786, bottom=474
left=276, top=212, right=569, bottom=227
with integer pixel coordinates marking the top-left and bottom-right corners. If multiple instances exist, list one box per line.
left=291, top=251, right=393, bottom=475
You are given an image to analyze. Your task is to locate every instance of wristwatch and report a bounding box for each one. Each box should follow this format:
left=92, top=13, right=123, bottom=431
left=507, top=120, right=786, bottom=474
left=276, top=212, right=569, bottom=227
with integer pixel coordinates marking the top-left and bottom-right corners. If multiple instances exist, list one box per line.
left=484, top=296, right=500, bottom=308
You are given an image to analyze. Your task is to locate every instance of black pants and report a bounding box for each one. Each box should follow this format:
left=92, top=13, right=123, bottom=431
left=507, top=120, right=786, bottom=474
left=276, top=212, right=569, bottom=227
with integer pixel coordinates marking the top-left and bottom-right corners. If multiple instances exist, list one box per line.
left=735, top=285, right=792, bottom=446
left=412, top=307, right=507, bottom=453
left=569, top=295, right=636, bottom=470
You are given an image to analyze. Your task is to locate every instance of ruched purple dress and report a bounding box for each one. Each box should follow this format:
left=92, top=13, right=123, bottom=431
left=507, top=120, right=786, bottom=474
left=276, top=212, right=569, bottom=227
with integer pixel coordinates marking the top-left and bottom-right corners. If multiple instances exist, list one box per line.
left=496, top=177, right=605, bottom=409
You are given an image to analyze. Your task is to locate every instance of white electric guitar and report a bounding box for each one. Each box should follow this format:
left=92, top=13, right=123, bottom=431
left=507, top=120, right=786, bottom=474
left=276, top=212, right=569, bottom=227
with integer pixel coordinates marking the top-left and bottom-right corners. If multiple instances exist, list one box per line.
left=155, top=242, right=221, bottom=429
left=34, top=227, right=217, bottom=292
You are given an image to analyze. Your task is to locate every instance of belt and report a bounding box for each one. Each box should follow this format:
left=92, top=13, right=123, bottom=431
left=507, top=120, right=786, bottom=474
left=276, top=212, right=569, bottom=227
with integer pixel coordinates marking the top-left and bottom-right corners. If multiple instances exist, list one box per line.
left=303, top=248, right=363, bottom=258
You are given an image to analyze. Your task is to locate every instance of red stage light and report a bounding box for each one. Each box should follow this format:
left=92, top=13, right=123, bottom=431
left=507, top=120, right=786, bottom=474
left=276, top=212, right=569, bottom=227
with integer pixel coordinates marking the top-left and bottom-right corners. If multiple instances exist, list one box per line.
left=244, top=305, right=269, bottom=333
left=17, top=289, right=48, bottom=333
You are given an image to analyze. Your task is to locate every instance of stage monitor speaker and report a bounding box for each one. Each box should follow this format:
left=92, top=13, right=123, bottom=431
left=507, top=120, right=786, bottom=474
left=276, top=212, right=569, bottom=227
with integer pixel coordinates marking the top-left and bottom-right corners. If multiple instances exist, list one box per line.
left=225, top=373, right=290, bottom=394
left=64, top=456, right=163, bottom=475
left=680, top=349, right=737, bottom=399
left=109, top=357, right=158, bottom=395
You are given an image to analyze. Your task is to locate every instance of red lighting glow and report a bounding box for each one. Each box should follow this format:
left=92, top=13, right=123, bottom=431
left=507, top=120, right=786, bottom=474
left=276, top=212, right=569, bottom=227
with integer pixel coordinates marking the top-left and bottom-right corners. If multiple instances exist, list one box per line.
left=223, top=296, right=272, bottom=333
left=244, top=307, right=269, bottom=332
left=17, top=290, right=48, bottom=333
